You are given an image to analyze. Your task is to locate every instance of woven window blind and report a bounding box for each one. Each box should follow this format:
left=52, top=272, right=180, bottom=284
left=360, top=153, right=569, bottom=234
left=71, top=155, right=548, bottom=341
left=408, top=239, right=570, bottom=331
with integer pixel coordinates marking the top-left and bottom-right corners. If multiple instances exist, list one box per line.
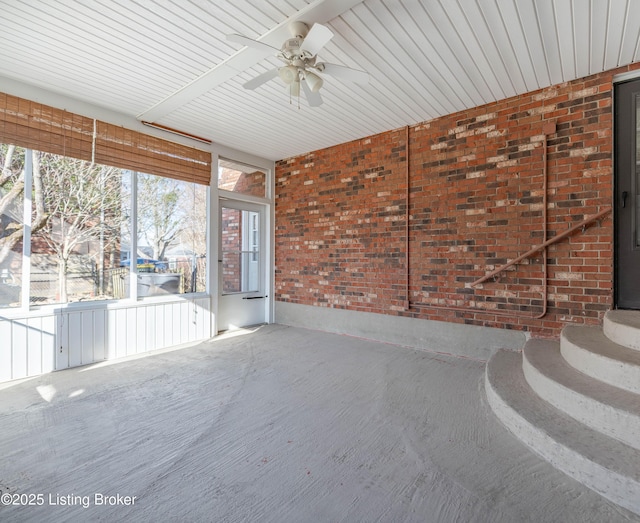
left=0, top=92, right=211, bottom=185
left=0, top=92, right=94, bottom=161
left=95, top=122, right=211, bottom=186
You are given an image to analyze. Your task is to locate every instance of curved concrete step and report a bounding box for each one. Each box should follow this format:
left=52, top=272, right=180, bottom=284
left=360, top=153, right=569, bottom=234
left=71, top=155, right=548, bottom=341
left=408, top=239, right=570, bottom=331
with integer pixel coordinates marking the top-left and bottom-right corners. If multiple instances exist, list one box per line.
left=486, top=349, right=640, bottom=516
left=561, top=325, right=640, bottom=394
left=523, top=339, right=640, bottom=451
left=604, top=310, right=640, bottom=351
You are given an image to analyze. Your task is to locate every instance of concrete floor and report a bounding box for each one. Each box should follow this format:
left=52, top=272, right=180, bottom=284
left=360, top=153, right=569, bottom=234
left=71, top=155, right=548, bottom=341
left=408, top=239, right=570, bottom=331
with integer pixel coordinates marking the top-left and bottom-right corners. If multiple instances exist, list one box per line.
left=0, top=324, right=636, bottom=522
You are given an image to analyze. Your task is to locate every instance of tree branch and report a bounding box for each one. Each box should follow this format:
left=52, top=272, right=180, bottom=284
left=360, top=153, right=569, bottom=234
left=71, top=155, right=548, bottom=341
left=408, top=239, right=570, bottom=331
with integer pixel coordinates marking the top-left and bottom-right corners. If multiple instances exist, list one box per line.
left=0, top=176, right=24, bottom=219
left=0, top=144, right=16, bottom=186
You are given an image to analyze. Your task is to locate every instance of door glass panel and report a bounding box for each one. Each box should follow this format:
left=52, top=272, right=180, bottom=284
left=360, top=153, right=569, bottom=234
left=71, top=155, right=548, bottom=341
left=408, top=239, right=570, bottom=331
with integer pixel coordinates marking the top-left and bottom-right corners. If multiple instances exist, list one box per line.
left=218, top=158, right=266, bottom=198
left=221, top=207, right=260, bottom=294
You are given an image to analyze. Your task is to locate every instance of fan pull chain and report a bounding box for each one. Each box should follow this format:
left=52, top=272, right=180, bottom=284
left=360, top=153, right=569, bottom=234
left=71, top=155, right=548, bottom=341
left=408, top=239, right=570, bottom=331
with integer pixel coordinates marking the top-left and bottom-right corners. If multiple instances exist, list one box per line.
left=287, top=82, right=301, bottom=109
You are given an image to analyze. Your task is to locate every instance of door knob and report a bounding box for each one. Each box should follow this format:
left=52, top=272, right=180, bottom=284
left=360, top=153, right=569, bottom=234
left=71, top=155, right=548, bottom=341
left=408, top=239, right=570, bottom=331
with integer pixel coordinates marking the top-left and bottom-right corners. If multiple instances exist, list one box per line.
left=622, top=191, right=628, bottom=208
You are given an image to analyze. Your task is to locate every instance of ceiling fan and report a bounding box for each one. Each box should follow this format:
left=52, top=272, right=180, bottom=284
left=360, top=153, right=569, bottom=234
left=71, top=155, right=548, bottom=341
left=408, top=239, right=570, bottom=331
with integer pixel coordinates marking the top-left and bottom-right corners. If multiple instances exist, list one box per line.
left=227, top=21, right=369, bottom=107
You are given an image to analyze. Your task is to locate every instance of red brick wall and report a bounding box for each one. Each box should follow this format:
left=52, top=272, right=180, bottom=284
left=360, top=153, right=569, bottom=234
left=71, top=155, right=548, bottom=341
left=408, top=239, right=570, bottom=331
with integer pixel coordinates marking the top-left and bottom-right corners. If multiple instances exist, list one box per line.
left=275, top=64, right=639, bottom=338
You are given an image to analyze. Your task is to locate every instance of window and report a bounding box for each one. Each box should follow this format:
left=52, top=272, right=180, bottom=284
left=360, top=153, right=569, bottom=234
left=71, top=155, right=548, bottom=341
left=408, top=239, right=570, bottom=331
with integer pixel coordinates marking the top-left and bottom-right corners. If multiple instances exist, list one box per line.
left=218, top=158, right=266, bottom=198
left=28, top=152, right=129, bottom=304
left=221, top=207, right=260, bottom=294
left=0, top=142, right=207, bottom=307
left=135, top=172, right=207, bottom=296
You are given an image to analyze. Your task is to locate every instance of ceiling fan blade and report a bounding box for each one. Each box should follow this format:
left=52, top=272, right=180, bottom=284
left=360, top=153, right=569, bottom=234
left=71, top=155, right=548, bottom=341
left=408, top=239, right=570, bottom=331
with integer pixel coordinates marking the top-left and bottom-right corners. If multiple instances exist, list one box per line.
left=243, top=68, right=279, bottom=90
left=301, top=78, right=323, bottom=107
left=301, top=23, right=333, bottom=56
left=317, top=62, right=370, bottom=85
left=227, top=34, right=279, bottom=57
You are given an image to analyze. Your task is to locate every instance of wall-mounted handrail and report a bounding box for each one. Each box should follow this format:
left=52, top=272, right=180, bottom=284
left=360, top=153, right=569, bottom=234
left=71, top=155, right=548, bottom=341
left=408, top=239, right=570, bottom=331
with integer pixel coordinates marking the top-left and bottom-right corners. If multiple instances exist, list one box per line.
left=470, top=207, right=612, bottom=288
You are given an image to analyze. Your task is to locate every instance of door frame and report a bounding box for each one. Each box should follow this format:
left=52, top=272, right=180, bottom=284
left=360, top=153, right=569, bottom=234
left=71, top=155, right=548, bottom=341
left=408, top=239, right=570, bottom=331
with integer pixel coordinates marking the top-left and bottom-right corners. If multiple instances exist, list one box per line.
left=217, top=197, right=272, bottom=331
left=210, top=145, right=275, bottom=334
left=614, top=73, right=640, bottom=310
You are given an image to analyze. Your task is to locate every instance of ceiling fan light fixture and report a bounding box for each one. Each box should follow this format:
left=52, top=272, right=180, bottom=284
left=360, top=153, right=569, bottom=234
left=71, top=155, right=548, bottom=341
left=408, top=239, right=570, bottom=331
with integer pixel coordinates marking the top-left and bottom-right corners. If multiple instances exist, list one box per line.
left=278, top=65, right=298, bottom=84
left=305, top=71, right=323, bottom=92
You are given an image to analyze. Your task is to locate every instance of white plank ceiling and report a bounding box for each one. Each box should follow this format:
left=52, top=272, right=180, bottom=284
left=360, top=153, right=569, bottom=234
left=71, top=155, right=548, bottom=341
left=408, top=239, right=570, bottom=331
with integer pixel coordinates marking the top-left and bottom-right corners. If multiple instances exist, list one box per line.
left=1, top=0, right=640, bottom=161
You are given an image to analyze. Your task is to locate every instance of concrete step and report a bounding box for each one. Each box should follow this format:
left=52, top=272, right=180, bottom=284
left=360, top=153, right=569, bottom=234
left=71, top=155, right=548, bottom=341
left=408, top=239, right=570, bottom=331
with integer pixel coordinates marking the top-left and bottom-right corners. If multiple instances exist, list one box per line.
left=604, top=310, right=640, bottom=351
left=561, top=325, right=640, bottom=395
left=523, top=339, right=640, bottom=451
left=485, top=349, right=640, bottom=516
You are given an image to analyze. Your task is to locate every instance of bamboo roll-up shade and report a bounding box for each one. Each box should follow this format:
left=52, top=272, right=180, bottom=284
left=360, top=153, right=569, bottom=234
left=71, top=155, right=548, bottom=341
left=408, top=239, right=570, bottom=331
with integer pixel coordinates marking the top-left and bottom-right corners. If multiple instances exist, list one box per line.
left=95, top=122, right=211, bottom=186
left=0, top=92, right=94, bottom=161
left=0, top=92, right=212, bottom=186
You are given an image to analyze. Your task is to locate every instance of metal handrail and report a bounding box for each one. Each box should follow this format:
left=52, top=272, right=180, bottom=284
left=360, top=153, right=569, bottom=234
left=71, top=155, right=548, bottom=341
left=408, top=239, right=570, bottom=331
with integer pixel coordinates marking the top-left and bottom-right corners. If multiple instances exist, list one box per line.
left=469, top=207, right=612, bottom=288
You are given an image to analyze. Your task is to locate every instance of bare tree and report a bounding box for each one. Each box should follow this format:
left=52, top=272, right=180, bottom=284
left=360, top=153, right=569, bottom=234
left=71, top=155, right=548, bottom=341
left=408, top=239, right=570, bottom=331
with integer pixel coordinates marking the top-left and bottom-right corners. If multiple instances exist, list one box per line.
left=137, top=173, right=184, bottom=261
left=35, top=154, right=124, bottom=302
left=0, top=145, right=48, bottom=266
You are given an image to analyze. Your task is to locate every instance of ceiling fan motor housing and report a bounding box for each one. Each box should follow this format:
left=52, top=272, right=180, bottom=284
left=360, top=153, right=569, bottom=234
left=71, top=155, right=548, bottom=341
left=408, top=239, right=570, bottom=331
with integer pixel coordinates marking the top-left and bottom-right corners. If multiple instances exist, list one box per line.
left=281, top=38, right=304, bottom=58
left=289, top=20, right=309, bottom=38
